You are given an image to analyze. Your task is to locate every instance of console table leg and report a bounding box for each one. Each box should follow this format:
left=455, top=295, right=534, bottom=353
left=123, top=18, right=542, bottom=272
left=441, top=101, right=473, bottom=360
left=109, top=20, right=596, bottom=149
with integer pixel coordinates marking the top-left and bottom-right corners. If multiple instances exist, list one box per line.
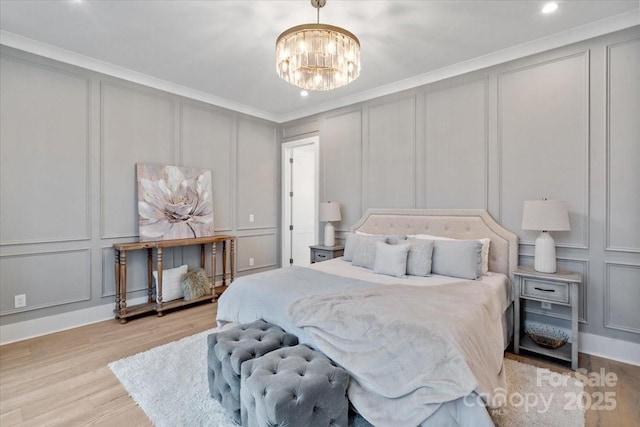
left=119, top=251, right=128, bottom=317
left=114, top=250, right=121, bottom=318
left=230, top=238, right=235, bottom=283
left=156, top=248, right=163, bottom=315
left=147, top=248, right=153, bottom=303
left=211, top=242, right=217, bottom=298
left=222, top=240, right=227, bottom=287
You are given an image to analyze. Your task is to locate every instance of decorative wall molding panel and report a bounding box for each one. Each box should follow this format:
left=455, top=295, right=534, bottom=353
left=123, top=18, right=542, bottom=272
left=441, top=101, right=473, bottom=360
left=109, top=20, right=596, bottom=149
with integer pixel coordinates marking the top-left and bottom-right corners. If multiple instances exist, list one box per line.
left=0, top=53, right=91, bottom=245
left=605, top=262, right=640, bottom=334
left=498, top=51, right=590, bottom=250
left=0, top=249, right=91, bottom=316
left=605, top=38, right=640, bottom=253
left=100, top=81, right=175, bottom=239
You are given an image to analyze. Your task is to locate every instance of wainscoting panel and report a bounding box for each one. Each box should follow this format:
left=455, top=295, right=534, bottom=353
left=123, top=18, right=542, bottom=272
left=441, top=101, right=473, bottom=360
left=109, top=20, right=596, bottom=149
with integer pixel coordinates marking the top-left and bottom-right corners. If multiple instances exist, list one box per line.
left=101, top=82, right=175, bottom=239
left=365, top=97, right=416, bottom=209
left=236, top=234, right=277, bottom=272
left=0, top=54, right=90, bottom=245
left=425, top=79, right=488, bottom=209
left=499, top=52, right=589, bottom=249
left=181, top=103, right=234, bottom=232
left=236, top=118, right=278, bottom=230
left=605, top=262, right=640, bottom=334
left=0, top=249, right=91, bottom=315
left=606, top=38, right=640, bottom=252
left=322, top=110, right=362, bottom=231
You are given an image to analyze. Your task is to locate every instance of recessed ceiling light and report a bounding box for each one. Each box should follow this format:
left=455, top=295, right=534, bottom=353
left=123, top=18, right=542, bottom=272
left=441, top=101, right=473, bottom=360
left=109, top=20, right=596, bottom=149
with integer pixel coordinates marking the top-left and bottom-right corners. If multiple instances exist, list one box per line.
left=300, top=90, right=309, bottom=97
left=541, top=2, right=558, bottom=14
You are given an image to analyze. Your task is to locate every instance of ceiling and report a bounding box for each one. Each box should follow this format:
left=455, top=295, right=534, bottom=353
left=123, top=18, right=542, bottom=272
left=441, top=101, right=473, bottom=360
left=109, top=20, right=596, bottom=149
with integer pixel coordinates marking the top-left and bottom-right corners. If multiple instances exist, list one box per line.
left=1, top=1, right=638, bottom=122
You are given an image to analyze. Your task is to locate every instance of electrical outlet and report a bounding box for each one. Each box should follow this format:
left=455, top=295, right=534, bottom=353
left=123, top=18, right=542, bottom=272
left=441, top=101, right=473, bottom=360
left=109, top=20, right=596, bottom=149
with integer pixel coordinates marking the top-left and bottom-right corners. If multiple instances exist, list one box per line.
left=249, top=214, right=255, bottom=223
left=249, top=257, right=255, bottom=267
left=541, top=301, right=552, bottom=310
left=14, top=294, right=26, bottom=308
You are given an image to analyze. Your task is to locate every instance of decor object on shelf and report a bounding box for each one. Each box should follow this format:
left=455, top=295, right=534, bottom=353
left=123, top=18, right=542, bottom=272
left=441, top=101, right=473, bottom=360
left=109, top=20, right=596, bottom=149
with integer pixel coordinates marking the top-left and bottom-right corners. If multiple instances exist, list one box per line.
left=521, top=199, right=570, bottom=273
left=137, top=163, right=214, bottom=241
left=524, top=323, right=569, bottom=349
left=181, top=268, right=211, bottom=301
left=276, top=0, right=360, bottom=91
left=319, top=202, right=341, bottom=246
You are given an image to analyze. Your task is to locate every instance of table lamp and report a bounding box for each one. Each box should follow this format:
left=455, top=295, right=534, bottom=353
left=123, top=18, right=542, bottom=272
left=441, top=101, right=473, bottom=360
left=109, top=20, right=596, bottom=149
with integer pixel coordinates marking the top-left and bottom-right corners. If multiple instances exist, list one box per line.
left=521, top=199, right=570, bottom=273
left=319, top=202, right=341, bottom=247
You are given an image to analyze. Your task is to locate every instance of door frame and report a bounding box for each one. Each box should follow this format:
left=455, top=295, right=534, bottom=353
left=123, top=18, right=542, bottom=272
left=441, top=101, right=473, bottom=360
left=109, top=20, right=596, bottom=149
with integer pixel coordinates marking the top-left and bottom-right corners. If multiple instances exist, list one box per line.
left=281, top=136, right=320, bottom=266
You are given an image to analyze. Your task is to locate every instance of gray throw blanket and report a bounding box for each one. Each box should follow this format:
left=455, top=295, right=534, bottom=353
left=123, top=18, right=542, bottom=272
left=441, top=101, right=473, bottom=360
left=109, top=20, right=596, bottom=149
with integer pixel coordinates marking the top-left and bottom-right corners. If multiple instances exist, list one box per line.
left=288, top=282, right=506, bottom=427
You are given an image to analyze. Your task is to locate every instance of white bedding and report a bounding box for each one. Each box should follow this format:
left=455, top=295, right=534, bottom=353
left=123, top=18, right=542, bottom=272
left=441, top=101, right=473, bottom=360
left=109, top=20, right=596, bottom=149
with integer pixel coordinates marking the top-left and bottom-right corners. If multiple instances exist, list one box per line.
left=308, top=257, right=512, bottom=313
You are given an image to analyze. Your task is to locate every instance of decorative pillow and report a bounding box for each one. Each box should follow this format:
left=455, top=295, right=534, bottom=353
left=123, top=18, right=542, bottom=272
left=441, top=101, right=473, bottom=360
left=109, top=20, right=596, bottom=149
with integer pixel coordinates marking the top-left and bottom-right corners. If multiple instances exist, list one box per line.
left=478, top=238, right=491, bottom=274
left=343, top=233, right=358, bottom=261
left=153, top=264, right=188, bottom=302
left=373, top=242, right=410, bottom=277
left=410, top=234, right=491, bottom=275
left=351, top=235, right=386, bottom=269
left=181, top=268, right=211, bottom=301
left=431, top=240, right=483, bottom=280
left=406, top=238, right=435, bottom=276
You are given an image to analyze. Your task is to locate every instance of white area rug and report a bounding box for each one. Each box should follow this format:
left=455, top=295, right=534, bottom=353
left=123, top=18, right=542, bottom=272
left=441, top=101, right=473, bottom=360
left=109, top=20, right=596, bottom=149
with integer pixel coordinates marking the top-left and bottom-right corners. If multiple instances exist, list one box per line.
left=109, top=329, right=584, bottom=426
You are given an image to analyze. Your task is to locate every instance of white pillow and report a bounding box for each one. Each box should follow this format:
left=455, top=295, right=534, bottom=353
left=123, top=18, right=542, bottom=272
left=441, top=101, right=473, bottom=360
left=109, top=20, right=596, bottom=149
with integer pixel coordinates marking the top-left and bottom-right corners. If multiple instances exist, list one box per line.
left=409, top=234, right=490, bottom=274
left=153, top=264, right=188, bottom=302
left=373, top=242, right=410, bottom=277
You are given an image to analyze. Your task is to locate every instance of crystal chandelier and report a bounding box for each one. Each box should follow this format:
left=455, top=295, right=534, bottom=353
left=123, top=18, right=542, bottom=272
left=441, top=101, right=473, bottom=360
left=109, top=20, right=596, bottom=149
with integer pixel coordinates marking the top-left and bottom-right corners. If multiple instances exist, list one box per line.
left=276, top=0, right=361, bottom=91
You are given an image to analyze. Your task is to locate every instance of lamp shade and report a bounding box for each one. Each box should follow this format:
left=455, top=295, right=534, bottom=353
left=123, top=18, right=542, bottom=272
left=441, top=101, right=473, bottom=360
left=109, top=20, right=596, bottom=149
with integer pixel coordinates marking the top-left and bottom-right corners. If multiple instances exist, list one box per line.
left=319, top=202, right=341, bottom=222
left=521, top=200, right=570, bottom=231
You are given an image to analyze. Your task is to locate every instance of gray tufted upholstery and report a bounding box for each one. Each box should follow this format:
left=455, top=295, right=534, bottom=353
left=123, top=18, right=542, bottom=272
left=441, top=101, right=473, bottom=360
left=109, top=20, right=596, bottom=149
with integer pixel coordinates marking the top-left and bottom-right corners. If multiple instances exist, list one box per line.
left=241, top=345, right=350, bottom=427
left=207, top=320, right=298, bottom=424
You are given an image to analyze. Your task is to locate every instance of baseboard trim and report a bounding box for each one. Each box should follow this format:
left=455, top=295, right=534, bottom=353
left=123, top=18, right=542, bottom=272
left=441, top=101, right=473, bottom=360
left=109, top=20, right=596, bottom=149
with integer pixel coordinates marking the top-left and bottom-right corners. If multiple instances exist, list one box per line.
left=0, top=296, right=148, bottom=345
left=2, top=303, right=639, bottom=367
left=579, top=332, right=640, bottom=367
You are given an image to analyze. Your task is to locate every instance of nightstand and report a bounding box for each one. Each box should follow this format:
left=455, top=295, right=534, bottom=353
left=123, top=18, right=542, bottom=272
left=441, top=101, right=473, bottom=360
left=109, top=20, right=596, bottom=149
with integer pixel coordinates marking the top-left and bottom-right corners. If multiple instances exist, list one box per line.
left=513, top=266, right=582, bottom=370
left=309, top=245, right=344, bottom=264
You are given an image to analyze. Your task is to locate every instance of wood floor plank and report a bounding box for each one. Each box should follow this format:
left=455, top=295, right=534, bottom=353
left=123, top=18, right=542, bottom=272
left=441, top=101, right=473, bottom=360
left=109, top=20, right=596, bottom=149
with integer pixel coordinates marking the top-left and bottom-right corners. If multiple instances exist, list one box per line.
left=1, top=302, right=637, bottom=426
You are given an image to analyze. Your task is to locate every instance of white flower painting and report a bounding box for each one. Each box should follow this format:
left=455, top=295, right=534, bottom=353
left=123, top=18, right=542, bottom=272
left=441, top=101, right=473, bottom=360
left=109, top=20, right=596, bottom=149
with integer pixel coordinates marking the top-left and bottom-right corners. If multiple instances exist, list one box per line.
left=136, top=163, right=214, bottom=241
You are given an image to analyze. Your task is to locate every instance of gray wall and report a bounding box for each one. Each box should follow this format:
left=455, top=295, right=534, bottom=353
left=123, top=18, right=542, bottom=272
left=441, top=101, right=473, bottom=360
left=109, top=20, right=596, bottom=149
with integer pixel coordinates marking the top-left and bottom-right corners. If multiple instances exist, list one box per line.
left=0, top=46, right=279, bottom=325
left=282, top=27, right=640, bottom=344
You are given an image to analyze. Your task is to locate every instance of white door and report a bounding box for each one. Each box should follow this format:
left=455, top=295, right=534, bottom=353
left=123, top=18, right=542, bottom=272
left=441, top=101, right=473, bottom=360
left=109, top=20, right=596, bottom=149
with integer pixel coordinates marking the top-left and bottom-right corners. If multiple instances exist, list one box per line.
left=282, top=138, right=318, bottom=266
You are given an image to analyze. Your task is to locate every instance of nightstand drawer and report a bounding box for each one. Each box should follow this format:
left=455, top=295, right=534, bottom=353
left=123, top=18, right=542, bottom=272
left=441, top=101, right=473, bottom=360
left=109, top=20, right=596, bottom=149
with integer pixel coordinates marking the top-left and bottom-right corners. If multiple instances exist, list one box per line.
left=521, top=279, right=569, bottom=304
left=313, top=251, right=331, bottom=262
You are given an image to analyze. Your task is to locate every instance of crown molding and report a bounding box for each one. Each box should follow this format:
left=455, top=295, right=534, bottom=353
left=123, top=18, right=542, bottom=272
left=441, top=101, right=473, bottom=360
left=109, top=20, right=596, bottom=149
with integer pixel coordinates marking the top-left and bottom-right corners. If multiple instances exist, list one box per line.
left=2, top=9, right=639, bottom=124
left=278, top=9, right=640, bottom=123
left=0, top=30, right=280, bottom=123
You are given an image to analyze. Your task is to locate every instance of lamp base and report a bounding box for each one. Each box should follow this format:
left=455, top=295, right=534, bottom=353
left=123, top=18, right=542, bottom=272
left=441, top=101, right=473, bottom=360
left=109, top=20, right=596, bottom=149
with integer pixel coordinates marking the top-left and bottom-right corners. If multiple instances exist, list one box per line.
left=534, top=231, right=557, bottom=273
left=324, top=222, right=335, bottom=247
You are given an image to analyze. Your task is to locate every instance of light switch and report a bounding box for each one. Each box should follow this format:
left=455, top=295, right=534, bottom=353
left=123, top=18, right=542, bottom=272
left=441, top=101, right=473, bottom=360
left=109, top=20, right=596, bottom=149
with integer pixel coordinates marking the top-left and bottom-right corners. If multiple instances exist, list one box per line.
left=249, top=257, right=255, bottom=266
left=249, top=214, right=255, bottom=223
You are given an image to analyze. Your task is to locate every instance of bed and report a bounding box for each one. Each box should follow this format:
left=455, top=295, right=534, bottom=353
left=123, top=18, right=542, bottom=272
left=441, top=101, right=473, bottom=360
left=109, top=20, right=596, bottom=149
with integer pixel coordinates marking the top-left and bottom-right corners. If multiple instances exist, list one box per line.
left=217, top=208, right=518, bottom=426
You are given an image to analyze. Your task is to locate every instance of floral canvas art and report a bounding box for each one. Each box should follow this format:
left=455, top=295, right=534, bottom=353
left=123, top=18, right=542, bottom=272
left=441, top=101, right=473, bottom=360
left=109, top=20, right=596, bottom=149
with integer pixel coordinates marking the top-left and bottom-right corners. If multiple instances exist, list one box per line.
left=136, top=163, right=214, bottom=241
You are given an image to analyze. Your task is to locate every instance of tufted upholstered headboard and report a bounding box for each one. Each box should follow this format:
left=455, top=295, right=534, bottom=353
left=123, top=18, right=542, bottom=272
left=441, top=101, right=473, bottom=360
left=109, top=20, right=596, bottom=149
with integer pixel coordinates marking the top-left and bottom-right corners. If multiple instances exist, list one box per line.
left=350, top=209, right=518, bottom=281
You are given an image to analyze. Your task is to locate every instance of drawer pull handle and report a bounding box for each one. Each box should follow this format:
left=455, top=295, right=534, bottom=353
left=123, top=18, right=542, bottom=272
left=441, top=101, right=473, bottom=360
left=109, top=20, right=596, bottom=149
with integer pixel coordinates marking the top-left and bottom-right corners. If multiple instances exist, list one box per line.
left=317, top=254, right=327, bottom=258
left=534, top=287, right=555, bottom=293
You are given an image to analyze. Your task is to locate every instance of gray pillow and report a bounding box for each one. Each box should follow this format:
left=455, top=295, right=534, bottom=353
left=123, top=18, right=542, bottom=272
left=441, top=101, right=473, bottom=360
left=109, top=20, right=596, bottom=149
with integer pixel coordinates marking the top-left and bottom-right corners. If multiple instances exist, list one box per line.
left=351, top=235, right=386, bottom=269
left=343, top=233, right=358, bottom=261
left=373, top=242, right=410, bottom=277
left=432, top=240, right=483, bottom=280
left=406, top=238, right=435, bottom=276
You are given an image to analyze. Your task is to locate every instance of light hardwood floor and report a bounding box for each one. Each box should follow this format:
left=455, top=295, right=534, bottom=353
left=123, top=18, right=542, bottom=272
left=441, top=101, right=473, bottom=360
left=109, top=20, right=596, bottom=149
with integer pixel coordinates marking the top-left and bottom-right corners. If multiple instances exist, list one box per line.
left=1, top=302, right=638, bottom=426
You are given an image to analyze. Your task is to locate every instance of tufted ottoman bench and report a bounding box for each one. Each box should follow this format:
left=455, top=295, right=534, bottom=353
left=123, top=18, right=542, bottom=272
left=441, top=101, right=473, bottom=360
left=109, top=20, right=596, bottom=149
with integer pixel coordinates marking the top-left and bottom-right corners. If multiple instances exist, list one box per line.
left=240, top=344, right=350, bottom=427
left=207, top=320, right=298, bottom=424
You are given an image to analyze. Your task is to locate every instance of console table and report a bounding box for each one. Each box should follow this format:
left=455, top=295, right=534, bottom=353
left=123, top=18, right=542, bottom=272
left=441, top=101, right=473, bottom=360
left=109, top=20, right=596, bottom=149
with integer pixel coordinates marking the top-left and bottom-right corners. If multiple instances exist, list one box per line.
left=113, top=235, right=236, bottom=323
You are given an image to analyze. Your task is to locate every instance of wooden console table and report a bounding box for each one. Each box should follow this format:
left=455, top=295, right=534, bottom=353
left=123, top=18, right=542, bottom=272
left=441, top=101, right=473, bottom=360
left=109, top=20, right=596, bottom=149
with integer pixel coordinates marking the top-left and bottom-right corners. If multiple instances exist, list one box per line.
left=113, top=235, right=236, bottom=323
